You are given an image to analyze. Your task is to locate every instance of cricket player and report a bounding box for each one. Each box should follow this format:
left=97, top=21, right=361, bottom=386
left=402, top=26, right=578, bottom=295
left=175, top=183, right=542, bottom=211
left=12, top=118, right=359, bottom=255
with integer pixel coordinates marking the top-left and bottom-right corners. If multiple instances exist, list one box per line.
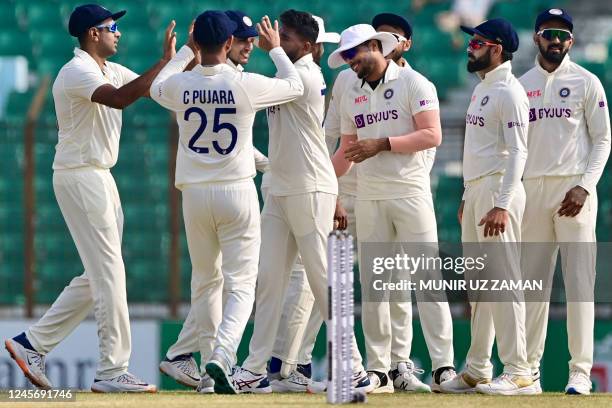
left=150, top=11, right=304, bottom=394
left=329, top=23, right=441, bottom=393
left=234, top=9, right=373, bottom=394
left=439, top=18, right=536, bottom=395
left=3, top=4, right=176, bottom=392
left=158, top=10, right=266, bottom=393
left=519, top=8, right=610, bottom=395
left=267, top=14, right=341, bottom=393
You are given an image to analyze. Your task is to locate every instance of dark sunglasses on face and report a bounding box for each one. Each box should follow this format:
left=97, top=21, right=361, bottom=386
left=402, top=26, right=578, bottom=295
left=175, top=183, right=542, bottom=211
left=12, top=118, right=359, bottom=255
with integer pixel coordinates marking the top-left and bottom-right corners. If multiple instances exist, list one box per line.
left=96, top=22, right=118, bottom=33
left=537, top=28, right=573, bottom=42
left=340, top=46, right=359, bottom=61
left=467, top=38, right=499, bottom=50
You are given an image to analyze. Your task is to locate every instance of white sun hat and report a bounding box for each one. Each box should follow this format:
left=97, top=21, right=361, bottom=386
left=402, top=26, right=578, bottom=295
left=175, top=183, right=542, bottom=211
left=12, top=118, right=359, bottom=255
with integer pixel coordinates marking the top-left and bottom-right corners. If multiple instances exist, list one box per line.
left=312, top=15, right=340, bottom=44
left=328, top=24, right=398, bottom=69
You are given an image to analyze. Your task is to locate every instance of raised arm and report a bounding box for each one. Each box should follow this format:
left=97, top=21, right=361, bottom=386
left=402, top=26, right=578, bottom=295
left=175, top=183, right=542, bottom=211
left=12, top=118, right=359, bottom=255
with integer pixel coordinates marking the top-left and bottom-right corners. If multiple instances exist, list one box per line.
left=91, top=21, right=177, bottom=109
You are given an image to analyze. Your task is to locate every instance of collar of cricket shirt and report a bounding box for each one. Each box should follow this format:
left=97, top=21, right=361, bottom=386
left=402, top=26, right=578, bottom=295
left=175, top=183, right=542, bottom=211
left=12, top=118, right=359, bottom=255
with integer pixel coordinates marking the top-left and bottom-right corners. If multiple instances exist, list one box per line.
left=294, top=53, right=314, bottom=67
left=74, top=47, right=109, bottom=75
left=481, top=60, right=512, bottom=84
left=193, top=63, right=235, bottom=76
left=360, top=59, right=400, bottom=91
left=226, top=58, right=244, bottom=72
left=535, top=53, right=571, bottom=76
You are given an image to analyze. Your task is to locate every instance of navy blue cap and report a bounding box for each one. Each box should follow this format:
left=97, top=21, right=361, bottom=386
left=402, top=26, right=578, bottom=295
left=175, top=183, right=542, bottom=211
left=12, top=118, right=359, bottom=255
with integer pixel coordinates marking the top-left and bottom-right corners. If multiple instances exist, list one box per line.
left=194, top=11, right=238, bottom=46
left=372, top=13, right=412, bottom=40
left=461, top=18, right=519, bottom=53
left=68, top=4, right=126, bottom=37
left=225, top=10, right=258, bottom=38
left=535, top=8, right=573, bottom=32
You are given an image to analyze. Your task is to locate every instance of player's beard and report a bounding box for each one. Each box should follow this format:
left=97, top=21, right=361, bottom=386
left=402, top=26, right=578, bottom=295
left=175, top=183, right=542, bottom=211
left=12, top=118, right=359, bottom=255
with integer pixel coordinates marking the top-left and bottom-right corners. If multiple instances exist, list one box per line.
left=467, top=48, right=492, bottom=73
left=538, top=42, right=568, bottom=64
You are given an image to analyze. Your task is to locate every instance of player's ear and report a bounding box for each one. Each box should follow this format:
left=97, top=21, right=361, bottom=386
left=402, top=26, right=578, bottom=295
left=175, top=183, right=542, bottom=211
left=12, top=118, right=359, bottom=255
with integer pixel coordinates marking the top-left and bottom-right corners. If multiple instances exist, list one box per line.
left=532, top=32, right=538, bottom=46
left=403, top=39, right=411, bottom=52
left=225, top=36, right=234, bottom=52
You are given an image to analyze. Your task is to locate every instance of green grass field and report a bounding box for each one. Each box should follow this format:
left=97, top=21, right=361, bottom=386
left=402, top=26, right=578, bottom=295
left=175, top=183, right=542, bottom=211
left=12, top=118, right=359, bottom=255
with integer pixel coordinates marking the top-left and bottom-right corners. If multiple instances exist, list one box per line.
left=2, top=392, right=612, bottom=408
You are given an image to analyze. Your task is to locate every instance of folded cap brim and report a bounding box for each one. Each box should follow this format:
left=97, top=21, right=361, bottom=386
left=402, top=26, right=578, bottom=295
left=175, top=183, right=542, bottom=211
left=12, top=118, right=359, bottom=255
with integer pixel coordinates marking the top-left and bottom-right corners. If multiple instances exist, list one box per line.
left=328, top=31, right=397, bottom=69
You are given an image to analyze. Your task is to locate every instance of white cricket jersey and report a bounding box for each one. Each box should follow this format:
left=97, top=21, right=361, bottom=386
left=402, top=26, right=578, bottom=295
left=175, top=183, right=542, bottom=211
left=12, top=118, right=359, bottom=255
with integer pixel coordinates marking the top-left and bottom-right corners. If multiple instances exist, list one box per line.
left=150, top=46, right=303, bottom=189
left=519, top=55, right=611, bottom=194
left=326, top=69, right=358, bottom=196
left=225, top=59, right=269, bottom=174
left=265, top=53, right=338, bottom=196
left=339, top=60, right=439, bottom=200
left=463, top=61, right=529, bottom=209
left=52, top=48, right=138, bottom=170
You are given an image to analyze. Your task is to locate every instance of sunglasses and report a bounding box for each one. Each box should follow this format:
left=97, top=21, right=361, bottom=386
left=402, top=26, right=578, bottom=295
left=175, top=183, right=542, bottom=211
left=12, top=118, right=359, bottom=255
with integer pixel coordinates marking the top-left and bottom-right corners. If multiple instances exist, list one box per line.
left=95, top=22, right=118, bottom=33
left=468, top=38, right=499, bottom=50
left=537, top=28, right=573, bottom=42
left=340, top=46, right=359, bottom=61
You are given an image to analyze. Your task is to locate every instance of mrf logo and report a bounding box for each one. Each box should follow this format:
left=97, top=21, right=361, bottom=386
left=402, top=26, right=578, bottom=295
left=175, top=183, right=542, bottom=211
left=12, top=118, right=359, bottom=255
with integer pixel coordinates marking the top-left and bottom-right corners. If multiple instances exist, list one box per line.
left=527, top=89, right=542, bottom=98
left=355, top=95, right=368, bottom=104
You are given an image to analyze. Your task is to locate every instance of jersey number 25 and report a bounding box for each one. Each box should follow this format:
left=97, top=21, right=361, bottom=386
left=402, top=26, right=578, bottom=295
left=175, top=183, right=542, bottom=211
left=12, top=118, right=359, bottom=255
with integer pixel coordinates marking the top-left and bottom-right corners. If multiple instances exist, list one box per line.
left=184, top=107, right=237, bottom=155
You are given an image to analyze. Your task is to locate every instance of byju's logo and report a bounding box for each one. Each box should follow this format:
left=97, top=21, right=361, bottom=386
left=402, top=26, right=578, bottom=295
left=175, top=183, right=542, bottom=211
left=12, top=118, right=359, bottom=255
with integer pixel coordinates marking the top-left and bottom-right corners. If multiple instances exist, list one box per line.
left=354, top=114, right=366, bottom=128
left=529, top=108, right=537, bottom=122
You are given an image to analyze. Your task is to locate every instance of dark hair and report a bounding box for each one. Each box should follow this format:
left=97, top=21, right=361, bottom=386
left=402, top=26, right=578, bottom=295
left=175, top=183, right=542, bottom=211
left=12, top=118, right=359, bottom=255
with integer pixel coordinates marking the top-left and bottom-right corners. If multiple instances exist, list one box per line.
left=501, top=49, right=513, bottom=62
left=200, top=42, right=226, bottom=53
left=279, top=9, right=318, bottom=44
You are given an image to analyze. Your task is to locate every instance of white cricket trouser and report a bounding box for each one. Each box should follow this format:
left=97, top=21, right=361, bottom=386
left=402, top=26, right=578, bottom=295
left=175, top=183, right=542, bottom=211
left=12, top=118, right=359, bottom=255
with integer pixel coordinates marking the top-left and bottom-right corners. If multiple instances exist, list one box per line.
left=243, top=192, right=365, bottom=375
left=522, top=176, right=596, bottom=376
left=182, top=180, right=260, bottom=368
left=461, top=173, right=530, bottom=378
left=166, top=254, right=222, bottom=368
left=27, top=168, right=130, bottom=380
left=272, top=193, right=358, bottom=371
left=356, top=194, right=453, bottom=373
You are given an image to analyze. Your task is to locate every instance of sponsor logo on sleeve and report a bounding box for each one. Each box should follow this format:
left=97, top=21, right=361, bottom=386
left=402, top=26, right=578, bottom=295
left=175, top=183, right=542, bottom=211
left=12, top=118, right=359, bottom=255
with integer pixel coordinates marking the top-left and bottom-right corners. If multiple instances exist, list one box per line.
left=507, top=121, right=525, bottom=128
left=354, top=114, right=365, bottom=128
left=419, top=98, right=436, bottom=107
left=600, top=101, right=606, bottom=108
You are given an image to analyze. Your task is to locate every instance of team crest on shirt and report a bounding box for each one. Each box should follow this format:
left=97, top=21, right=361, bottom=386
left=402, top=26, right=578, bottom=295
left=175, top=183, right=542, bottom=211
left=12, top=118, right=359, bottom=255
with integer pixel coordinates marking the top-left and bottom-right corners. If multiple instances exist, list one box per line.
left=480, top=96, right=489, bottom=106
left=384, top=89, right=394, bottom=99
left=559, top=87, right=571, bottom=98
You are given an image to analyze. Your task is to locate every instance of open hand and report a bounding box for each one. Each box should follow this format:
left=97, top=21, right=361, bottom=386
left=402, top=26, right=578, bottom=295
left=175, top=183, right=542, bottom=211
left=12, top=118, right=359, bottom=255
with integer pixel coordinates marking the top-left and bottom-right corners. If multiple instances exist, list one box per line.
left=256, top=16, right=280, bottom=51
left=478, top=207, right=508, bottom=238
left=162, top=20, right=177, bottom=61
left=558, top=186, right=588, bottom=217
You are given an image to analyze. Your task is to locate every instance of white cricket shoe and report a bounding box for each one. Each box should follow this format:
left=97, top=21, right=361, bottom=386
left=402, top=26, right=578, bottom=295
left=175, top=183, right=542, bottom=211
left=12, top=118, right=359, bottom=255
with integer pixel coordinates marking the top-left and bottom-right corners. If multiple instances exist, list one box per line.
left=475, top=373, right=538, bottom=395
left=205, top=348, right=237, bottom=394
left=391, top=362, right=431, bottom=392
left=271, top=369, right=311, bottom=392
left=197, top=373, right=215, bottom=394
left=91, top=372, right=157, bottom=393
left=367, top=371, right=394, bottom=393
left=431, top=366, right=457, bottom=392
left=565, top=370, right=591, bottom=395
left=532, top=370, right=542, bottom=394
left=230, top=367, right=272, bottom=394
left=159, top=353, right=201, bottom=389
left=439, top=371, right=490, bottom=394
left=353, top=370, right=376, bottom=393
left=307, top=378, right=327, bottom=393
left=5, top=337, right=52, bottom=390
